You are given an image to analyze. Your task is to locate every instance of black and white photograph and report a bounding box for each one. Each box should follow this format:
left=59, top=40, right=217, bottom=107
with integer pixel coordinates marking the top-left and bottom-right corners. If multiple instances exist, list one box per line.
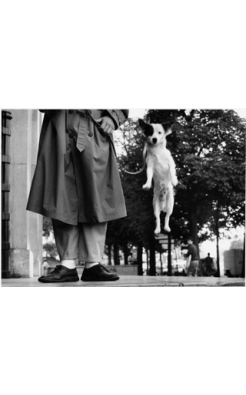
left=1, top=108, right=245, bottom=287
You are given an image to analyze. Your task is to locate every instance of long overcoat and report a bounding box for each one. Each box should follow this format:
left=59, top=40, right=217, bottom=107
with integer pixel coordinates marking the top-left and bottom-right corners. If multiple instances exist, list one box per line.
left=26, top=110, right=128, bottom=225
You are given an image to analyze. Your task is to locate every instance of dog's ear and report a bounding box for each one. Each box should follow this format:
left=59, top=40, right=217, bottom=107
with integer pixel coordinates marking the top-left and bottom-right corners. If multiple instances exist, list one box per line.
left=139, top=119, right=155, bottom=137
left=138, top=118, right=147, bottom=131
left=162, top=122, right=173, bottom=136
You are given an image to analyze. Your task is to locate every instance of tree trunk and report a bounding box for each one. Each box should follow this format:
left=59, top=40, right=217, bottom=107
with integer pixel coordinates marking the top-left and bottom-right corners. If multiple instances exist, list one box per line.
left=149, top=234, right=156, bottom=276
left=123, top=243, right=128, bottom=265
left=215, top=202, right=221, bottom=277
left=242, top=233, right=245, bottom=278
left=189, top=204, right=200, bottom=257
left=216, top=232, right=220, bottom=276
left=167, top=232, right=172, bottom=276
left=137, top=242, right=143, bottom=275
left=113, top=244, right=120, bottom=265
left=146, top=249, right=149, bottom=275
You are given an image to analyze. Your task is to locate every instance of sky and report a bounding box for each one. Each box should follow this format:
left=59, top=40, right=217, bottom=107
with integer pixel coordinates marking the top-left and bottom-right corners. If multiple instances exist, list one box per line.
left=129, top=108, right=146, bottom=119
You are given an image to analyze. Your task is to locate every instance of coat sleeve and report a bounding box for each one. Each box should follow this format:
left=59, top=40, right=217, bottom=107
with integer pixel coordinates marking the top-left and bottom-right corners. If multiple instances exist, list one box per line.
left=102, top=110, right=129, bottom=129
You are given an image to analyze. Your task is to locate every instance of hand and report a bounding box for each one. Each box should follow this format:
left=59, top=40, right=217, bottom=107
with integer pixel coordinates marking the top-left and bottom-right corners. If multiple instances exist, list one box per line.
left=95, top=116, right=115, bottom=134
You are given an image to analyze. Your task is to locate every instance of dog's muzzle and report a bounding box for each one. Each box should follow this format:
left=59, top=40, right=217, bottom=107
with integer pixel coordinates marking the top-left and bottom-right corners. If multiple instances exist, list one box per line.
left=152, top=138, right=157, bottom=144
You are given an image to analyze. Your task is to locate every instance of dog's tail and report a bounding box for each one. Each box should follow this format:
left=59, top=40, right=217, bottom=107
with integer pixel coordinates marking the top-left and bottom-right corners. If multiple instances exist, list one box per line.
left=123, top=144, right=147, bottom=175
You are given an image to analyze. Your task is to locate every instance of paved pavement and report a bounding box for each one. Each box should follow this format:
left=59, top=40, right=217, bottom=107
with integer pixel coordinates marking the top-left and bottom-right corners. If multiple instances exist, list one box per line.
left=1, top=275, right=245, bottom=287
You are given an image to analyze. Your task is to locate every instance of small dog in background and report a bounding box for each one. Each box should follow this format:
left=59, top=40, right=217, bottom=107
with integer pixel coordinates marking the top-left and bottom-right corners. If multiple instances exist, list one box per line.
left=125, top=118, right=178, bottom=233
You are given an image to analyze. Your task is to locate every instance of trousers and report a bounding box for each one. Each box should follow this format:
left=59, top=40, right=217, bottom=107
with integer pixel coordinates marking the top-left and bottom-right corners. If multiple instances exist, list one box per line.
left=52, top=219, right=107, bottom=262
left=187, top=260, right=199, bottom=276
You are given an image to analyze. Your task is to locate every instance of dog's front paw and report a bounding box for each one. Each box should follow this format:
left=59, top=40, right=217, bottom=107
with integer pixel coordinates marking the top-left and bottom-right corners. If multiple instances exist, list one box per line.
left=154, top=227, right=161, bottom=235
left=164, top=225, right=171, bottom=232
left=172, top=177, right=178, bottom=186
left=142, top=183, right=151, bottom=190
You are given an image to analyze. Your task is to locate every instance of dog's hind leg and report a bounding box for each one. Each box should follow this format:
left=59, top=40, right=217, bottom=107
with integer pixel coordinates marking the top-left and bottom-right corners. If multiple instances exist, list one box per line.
left=164, top=186, right=174, bottom=232
left=153, top=194, right=161, bottom=234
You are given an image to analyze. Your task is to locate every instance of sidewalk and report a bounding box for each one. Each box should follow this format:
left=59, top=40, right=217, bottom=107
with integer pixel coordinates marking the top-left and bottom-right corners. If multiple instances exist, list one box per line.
left=1, top=275, right=245, bottom=287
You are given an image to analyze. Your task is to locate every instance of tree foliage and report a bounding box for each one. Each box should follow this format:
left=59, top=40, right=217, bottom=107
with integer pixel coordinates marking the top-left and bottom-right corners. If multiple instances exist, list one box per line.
left=43, top=216, right=58, bottom=259
left=43, top=216, right=53, bottom=238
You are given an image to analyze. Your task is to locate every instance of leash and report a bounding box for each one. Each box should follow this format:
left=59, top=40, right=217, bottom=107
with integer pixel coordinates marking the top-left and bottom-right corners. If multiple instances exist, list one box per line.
left=123, top=143, right=147, bottom=175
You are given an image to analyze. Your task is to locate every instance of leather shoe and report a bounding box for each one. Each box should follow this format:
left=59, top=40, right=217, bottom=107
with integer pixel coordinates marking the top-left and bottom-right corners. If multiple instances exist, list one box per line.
left=81, top=264, right=119, bottom=282
left=38, top=265, right=79, bottom=283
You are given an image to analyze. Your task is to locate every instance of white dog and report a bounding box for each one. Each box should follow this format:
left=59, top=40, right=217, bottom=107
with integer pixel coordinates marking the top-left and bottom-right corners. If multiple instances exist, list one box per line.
left=125, top=118, right=178, bottom=234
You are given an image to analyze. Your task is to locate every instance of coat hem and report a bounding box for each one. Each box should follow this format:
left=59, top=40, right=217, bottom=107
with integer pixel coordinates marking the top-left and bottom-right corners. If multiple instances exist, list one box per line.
left=26, top=207, right=127, bottom=226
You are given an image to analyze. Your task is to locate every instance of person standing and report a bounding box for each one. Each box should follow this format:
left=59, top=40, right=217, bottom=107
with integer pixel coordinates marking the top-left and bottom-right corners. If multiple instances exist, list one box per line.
left=205, top=253, right=213, bottom=276
left=27, top=109, right=128, bottom=283
left=185, top=238, right=199, bottom=277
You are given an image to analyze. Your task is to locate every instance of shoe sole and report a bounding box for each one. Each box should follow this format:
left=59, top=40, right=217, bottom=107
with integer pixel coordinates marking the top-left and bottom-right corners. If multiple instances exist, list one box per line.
left=38, top=277, right=80, bottom=283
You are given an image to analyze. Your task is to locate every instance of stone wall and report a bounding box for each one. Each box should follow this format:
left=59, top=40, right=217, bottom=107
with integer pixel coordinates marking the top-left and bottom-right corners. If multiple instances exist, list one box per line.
left=8, top=110, right=43, bottom=277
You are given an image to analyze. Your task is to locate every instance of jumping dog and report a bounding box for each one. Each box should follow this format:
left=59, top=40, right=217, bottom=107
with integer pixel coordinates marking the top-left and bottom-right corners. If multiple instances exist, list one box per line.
left=125, top=119, right=178, bottom=233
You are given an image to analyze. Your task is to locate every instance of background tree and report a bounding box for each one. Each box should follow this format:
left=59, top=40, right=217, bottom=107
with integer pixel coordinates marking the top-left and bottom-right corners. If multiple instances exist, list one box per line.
left=43, top=216, right=53, bottom=238
left=43, top=217, right=58, bottom=260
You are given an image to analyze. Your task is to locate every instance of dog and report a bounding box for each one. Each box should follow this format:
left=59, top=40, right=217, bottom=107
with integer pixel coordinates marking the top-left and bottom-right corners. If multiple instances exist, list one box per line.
left=125, top=118, right=178, bottom=234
